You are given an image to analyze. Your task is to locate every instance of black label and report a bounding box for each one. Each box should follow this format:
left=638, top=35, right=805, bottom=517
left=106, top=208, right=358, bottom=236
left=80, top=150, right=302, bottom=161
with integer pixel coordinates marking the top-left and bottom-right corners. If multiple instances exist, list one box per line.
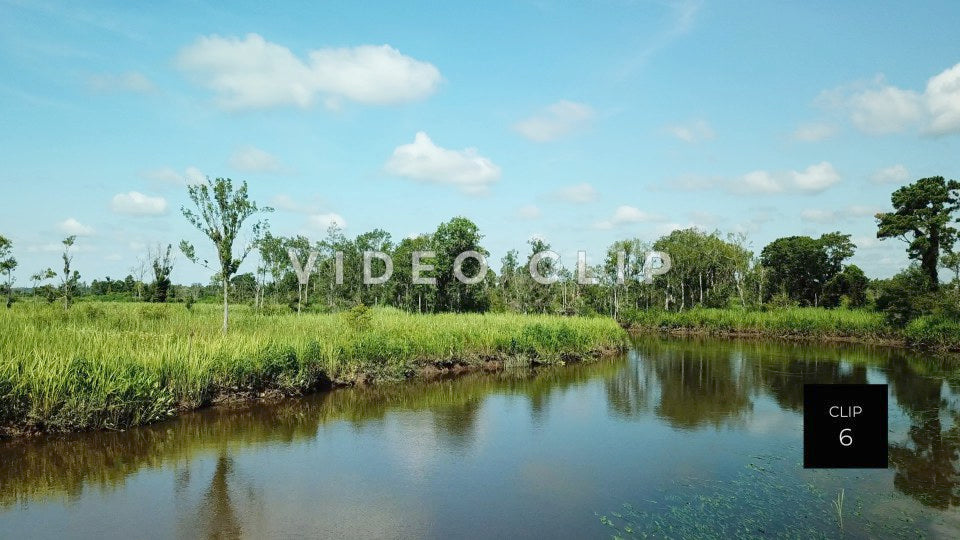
left=803, top=384, right=888, bottom=468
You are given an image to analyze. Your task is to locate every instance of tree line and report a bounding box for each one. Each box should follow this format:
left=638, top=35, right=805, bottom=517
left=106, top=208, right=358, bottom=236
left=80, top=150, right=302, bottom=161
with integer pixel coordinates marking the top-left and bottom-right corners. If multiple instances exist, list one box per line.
left=2, top=175, right=958, bottom=332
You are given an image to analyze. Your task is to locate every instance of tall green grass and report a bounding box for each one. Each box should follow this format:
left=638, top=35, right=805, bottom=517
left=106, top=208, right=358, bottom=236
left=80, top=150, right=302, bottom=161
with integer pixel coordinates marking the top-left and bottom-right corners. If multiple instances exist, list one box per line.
left=902, top=315, right=960, bottom=350
left=622, top=307, right=891, bottom=339
left=0, top=302, right=625, bottom=434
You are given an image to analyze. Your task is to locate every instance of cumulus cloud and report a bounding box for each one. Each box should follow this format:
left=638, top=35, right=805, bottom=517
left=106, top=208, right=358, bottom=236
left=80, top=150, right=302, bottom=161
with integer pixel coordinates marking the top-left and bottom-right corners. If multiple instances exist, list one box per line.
left=142, top=166, right=205, bottom=187
left=733, top=162, right=841, bottom=194
left=517, top=204, right=542, bottom=219
left=665, top=162, right=841, bottom=195
left=820, top=62, right=960, bottom=136
left=666, top=119, right=714, bottom=142
left=594, top=205, right=665, bottom=229
left=553, top=182, right=597, bottom=203
left=176, top=33, right=442, bottom=110
left=87, top=71, right=155, bottom=93
left=791, top=121, right=837, bottom=142
left=111, top=191, right=168, bottom=215
left=513, top=101, right=595, bottom=142
left=229, top=145, right=282, bottom=172
left=871, top=164, right=910, bottom=185
left=59, top=217, right=94, bottom=236
left=384, top=132, right=500, bottom=195
left=308, top=212, right=346, bottom=230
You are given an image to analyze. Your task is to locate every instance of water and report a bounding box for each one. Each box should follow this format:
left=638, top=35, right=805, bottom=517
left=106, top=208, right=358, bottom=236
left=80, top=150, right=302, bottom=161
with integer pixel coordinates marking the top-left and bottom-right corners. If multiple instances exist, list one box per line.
left=3, top=336, right=960, bottom=538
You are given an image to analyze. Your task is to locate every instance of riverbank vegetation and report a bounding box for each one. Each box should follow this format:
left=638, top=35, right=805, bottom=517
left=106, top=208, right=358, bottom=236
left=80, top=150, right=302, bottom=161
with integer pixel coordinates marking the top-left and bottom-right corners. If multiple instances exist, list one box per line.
left=0, top=302, right=625, bottom=435
left=4, top=175, right=960, bottom=434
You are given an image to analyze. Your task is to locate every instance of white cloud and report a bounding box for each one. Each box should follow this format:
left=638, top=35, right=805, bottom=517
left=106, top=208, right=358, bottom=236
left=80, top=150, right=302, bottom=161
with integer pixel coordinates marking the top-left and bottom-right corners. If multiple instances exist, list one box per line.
left=799, top=209, right=836, bottom=223
left=594, top=205, right=664, bottom=229
left=176, top=33, right=442, bottom=110
left=87, top=71, right=155, bottom=93
left=554, top=182, right=597, bottom=203
left=59, top=217, right=94, bottom=236
left=800, top=205, right=881, bottom=223
left=142, top=166, right=205, bottom=187
left=871, top=164, right=910, bottom=185
left=513, top=101, right=595, bottom=142
left=791, top=121, right=837, bottom=142
left=229, top=145, right=282, bottom=173
left=111, top=191, right=167, bottom=215
left=666, top=119, right=714, bottom=143
left=666, top=162, right=841, bottom=195
left=847, top=86, right=923, bottom=134
left=105, top=253, right=123, bottom=261
left=923, top=63, right=960, bottom=135
left=821, top=62, right=960, bottom=136
left=791, top=161, right=842, bottom=192
left=308, top=212, right=346, bottom=230
left=517, top=204, right=541, bottom=219
left=384, top=132, right=500, bottom=195
left=730, top=162, right=841, bottom=194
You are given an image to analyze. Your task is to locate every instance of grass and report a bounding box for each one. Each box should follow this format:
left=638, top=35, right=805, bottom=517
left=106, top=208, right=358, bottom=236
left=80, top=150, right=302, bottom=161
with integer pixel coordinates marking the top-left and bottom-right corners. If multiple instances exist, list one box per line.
left=902, top=315, right=960, bottom=349
left=0, top=302, right=626, bottom=434
left=622, top=307, right=892, bottom=340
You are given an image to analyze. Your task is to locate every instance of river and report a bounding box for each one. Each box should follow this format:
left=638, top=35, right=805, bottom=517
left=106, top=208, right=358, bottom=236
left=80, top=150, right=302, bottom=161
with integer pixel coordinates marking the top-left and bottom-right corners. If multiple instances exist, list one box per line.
left=2, top=336, right=960, bottom=538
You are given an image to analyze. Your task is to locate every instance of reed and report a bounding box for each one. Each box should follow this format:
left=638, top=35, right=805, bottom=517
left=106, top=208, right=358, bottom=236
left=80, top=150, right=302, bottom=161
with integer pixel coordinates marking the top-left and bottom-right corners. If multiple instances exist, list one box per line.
left=0, top=302, right=626, bottom=434
left=622, top=307, right=891, bottom=340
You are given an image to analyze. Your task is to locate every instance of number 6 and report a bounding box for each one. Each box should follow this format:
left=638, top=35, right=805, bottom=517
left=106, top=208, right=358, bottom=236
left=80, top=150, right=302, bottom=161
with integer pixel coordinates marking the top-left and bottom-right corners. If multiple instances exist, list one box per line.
left=839, top=428, right=853, bottom=447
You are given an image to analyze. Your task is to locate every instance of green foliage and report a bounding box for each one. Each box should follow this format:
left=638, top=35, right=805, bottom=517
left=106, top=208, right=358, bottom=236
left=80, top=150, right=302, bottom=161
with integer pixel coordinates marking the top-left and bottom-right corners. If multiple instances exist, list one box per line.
left=760, top=232, right=855, bottom=306
left=876, top=176, right=960, bottom=289
left=823, top=264, right=869, bottom=308
left=0, top=302, right=625, bottom=433
left=58, top=236, right=80, bottom=310
left=180, top=177, right=272, bottom=331
left=149, top=244, right=174, bottom=303
left=345, top=303, right=372, bottom=331
left=873, top=266, right=937, bottom=327
left=0, top=235, right=16, bottom=309
left=622, top=306, right=889, bottom=338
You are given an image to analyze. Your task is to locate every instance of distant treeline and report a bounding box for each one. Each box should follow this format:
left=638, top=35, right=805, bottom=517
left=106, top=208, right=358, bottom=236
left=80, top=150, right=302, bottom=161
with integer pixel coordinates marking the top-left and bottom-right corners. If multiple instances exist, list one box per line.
left=3, top=175, right=960, bottom=329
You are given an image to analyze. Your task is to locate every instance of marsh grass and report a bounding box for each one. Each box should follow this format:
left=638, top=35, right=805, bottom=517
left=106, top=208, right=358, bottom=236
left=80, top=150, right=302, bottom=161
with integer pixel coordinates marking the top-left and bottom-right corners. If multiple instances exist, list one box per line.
left=622, top=307, right=891, bottom=340
left=0, top=302, right=625, bottom=434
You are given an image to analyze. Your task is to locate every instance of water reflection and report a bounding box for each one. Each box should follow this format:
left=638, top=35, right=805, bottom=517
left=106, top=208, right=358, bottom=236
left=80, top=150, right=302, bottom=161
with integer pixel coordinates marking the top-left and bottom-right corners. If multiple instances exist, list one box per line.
left=2, top=336, right=960, bottom=536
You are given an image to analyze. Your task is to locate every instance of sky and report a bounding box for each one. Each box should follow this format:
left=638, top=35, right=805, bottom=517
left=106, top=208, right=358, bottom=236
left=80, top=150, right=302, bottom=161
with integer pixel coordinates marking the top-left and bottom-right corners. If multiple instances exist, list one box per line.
left=2, top=0, right=960, bottom=285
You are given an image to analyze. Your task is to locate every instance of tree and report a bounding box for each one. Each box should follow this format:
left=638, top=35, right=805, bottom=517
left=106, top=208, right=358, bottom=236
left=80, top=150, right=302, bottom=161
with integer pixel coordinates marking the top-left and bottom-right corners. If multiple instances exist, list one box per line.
left=431, top=217, right=487, bottom=312
left=180, top=177, right=271, bottom=332
left=149, top=244, right=174, bottom=302
left=760, top=232, right=855, bottom=306
left=59, top=236, right=81, bottom=309
left=940, top=251, right=960, bottom=291
left=0, top=235, right=16, bottom=308
left=30, top=267, right=56, bottom=302
left=823, top=264, right=869, bottom=308
left=877, top=176, right=960, bottom=290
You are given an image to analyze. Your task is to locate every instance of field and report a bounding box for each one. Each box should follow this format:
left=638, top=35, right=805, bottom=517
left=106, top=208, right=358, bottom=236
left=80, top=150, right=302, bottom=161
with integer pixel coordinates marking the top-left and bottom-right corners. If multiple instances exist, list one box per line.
left=0, top=302, right=626, bottom=434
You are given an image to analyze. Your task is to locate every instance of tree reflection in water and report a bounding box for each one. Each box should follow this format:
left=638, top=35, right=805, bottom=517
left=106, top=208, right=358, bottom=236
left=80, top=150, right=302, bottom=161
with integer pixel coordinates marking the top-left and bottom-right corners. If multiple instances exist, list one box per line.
left=2, top=336, right=960, bottom=529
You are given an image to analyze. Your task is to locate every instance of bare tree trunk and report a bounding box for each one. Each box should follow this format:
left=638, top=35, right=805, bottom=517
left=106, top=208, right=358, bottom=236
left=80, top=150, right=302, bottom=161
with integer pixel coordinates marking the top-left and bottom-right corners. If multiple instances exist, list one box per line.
left=222, top=279, right=229, bottom=334
left=699, top=273, right=703, bottom=306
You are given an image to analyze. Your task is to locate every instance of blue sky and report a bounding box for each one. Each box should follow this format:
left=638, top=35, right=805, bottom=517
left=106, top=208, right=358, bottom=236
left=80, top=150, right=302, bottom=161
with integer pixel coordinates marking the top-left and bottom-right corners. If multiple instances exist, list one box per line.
left=2, top=0, right=960, bottom=285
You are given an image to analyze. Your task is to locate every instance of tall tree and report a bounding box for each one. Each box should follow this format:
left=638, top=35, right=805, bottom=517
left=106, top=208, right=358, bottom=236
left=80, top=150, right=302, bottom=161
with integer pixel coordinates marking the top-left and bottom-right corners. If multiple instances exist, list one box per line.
left=877, top=176, right=960, bottom=289
left=59, top=236, right=80, bottom=309
left=0, top=235, right=16, bottom=308
left=149, top=244, right=175, bottom=302
left=431, top=217, right=487, bottom=312
left=180, top=177, right=271, bottom=332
